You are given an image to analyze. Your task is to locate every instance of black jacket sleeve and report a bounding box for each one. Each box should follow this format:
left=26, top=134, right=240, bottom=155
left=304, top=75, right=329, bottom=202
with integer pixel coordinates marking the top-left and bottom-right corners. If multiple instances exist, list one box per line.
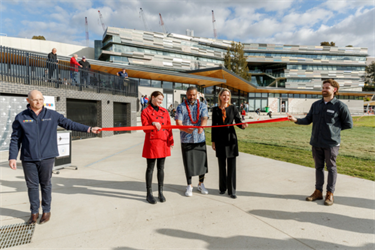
left=340, top=104, right=353, bottom=130
left=233, top=106, right=243, bottom=129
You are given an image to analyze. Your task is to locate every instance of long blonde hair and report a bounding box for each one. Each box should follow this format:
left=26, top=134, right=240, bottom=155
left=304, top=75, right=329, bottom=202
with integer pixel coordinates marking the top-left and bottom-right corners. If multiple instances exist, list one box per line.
left=218, top=88, right=232, bottom=107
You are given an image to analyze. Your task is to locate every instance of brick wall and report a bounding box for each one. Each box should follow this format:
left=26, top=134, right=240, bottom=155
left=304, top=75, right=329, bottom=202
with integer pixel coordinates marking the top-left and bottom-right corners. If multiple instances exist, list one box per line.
left=0, top=81, right=137, bottom=138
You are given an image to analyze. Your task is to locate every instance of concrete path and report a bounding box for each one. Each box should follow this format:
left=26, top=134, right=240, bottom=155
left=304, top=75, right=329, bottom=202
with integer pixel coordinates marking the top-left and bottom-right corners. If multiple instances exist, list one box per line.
left=0, top=131, right=374, bottom=250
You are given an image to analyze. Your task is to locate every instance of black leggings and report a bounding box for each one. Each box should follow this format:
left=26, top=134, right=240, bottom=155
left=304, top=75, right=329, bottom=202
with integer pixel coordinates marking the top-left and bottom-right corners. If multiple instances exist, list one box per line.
left=146, top=158, right=165, bottom=188
left=186, top=175, right=205, bottom=185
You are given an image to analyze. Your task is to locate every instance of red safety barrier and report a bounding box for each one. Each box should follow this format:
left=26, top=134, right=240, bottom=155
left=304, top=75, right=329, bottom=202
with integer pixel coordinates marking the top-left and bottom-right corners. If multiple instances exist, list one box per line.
left=100, top=117, right=289, bottom=132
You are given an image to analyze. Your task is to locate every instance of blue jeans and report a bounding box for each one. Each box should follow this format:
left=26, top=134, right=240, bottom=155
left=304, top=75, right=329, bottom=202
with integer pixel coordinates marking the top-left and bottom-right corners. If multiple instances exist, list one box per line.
left=70, top=71, right=78, bottom=85
left=22, top=158, right=55, bottom=214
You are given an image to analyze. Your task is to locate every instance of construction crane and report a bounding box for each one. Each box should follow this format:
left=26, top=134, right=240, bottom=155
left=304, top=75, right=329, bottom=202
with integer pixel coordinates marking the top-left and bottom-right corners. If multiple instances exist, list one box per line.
left=85, top=17, right=89, bottom=46
left=159, top=13, right=166, bottom=33
left=139, top=8, right=149, bottom=31
left=98, top=10, right=106, bottom=32
left=212, top=10, right=217, bottom=39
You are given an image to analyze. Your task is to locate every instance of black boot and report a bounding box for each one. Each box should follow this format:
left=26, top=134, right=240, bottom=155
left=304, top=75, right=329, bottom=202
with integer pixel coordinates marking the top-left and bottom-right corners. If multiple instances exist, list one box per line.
left=158, top=185, right=166, bottom=202
left=147, top=188, right=157, bottom=204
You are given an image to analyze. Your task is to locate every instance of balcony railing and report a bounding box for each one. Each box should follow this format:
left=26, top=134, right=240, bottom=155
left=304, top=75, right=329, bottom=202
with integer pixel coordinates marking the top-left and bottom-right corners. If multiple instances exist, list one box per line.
left=0, top=46, right=138, bottom=97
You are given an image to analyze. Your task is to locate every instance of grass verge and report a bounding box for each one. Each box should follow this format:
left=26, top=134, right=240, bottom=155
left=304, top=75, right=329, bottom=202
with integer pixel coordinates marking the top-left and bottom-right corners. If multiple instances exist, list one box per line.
left=205, top=116, right=375, bottom=181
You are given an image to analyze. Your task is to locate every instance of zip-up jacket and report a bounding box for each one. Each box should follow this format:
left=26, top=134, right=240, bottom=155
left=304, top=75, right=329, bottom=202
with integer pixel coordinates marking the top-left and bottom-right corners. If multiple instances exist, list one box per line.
left=296, top=97, right=353, bottom=148
left=9, top=105, right=90, bottom=161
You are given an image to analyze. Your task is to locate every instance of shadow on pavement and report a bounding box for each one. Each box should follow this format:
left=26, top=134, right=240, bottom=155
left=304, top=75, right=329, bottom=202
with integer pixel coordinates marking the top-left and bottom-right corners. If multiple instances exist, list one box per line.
left=236, top=191, right=375, bottom=210
left=249, top=209, right=375, bottom=235
left=156, top=228, right=375, bottom=250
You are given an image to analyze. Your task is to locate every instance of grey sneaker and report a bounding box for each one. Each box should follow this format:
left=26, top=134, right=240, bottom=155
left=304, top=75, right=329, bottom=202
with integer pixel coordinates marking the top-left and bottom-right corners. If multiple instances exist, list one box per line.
left=197, top=183, right=208, bottom=194
left=185, top=185, right=193, bottom=197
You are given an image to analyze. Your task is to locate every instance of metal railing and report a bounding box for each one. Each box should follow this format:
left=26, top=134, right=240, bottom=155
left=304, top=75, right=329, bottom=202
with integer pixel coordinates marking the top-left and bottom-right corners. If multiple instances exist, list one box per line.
left=0, top=46, right=138, bottom=97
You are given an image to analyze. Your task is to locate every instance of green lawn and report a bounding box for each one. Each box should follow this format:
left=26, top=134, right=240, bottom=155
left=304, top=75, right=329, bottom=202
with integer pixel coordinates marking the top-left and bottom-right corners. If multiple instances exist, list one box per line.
left=205, top=116, right=375, bottom=181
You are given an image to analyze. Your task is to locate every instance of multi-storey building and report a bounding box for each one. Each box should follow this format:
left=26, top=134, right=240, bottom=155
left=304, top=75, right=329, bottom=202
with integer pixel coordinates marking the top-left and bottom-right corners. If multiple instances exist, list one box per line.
left=95, top=27, right=368, bottom=113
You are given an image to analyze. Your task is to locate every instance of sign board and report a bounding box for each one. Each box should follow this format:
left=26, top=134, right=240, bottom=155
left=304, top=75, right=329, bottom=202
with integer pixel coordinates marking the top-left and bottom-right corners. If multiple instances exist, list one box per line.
left=57, top=132, right=70, bottom=158
left=44, top=96, right=55, bottom=110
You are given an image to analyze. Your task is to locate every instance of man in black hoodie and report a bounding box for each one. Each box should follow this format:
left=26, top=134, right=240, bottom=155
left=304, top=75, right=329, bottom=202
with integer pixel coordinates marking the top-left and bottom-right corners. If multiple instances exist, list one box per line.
left=79, top=56, right=91, bottom=87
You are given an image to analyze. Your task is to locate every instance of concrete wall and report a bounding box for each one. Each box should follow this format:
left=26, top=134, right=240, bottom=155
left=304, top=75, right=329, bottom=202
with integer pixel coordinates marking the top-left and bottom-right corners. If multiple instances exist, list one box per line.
left=0, top=36, right=95, bottom=59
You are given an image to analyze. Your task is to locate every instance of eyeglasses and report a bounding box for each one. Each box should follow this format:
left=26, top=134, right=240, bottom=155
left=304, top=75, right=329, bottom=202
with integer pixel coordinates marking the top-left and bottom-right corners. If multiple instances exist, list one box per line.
left=30, top=98, right=45, bottom=102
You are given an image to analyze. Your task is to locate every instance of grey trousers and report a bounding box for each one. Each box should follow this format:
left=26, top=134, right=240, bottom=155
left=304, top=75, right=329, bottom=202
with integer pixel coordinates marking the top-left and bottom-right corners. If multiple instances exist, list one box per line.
left=312, top=146, right=340, bottom=193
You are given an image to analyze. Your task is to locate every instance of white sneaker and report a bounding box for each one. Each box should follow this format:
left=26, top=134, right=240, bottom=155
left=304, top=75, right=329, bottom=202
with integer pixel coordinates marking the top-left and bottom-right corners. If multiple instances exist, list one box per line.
left=197, top=183, right=208, bottom=194
left=185, top=185, right=193, bottom=197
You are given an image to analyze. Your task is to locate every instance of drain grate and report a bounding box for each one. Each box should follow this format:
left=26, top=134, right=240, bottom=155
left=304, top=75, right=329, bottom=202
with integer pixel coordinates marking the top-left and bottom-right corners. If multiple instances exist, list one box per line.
left=0, top=223, right=35, bottom=249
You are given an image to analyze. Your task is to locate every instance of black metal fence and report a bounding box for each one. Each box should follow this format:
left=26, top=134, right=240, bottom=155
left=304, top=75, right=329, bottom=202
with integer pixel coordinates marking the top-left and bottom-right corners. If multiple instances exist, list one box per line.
left=0, top=46, right=138, bottom=97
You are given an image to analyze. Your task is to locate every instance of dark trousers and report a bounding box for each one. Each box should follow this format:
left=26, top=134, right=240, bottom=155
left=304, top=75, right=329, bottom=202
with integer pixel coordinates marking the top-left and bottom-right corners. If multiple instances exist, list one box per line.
left=186, top=175, right=205, bottom=185
left=146, top=158, right=165, bottom=189
left=312, top=146, right=339, bottom=193
left=218, top=157, right=236, bottom=195
left=22, top=158, right=55, bottom=214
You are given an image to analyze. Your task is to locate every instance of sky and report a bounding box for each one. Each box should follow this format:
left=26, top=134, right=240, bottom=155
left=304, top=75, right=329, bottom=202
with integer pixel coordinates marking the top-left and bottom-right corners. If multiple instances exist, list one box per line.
left=0, top=0, right=374, bottom=56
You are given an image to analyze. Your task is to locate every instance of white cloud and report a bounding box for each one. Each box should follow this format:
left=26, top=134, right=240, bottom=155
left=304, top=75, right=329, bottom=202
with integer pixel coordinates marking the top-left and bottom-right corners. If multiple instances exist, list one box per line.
left=3, top=0, right=373, bottom=56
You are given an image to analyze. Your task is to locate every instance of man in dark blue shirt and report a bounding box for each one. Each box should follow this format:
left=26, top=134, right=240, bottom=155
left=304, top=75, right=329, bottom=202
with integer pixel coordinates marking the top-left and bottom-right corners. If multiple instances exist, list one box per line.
left=9, top=90, right=101, bottom=224
left=117, top=68, right=128, bottom=78
left=288, top=79, right=353, bottom=206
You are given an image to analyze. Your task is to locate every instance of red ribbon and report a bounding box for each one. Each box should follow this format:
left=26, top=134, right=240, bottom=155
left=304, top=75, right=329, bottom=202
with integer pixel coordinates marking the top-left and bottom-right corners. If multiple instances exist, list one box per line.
left=100, top=117, right=289, bottom=132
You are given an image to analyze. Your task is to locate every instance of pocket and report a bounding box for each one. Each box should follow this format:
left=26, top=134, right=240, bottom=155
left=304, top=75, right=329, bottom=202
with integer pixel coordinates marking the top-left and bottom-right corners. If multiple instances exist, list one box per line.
left=325, top=112, right=335, bottom=124
left=150, top=129, right=168, bottom=140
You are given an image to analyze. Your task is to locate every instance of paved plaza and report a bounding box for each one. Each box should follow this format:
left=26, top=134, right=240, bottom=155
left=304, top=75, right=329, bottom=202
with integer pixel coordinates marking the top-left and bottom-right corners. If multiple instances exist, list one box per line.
left=1, top=131, right=374, bottom=249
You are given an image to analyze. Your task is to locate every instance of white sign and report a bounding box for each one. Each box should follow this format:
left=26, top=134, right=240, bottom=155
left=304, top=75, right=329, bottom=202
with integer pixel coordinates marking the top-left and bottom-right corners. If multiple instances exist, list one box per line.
left=44, top=96, right=55, bottom=110
left=57, top=132, right=70, bottom=158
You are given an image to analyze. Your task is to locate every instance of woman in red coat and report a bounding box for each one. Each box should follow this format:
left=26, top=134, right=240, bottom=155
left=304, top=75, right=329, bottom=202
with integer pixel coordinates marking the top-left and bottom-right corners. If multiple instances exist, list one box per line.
left=141, top=91, right=174, bottom=204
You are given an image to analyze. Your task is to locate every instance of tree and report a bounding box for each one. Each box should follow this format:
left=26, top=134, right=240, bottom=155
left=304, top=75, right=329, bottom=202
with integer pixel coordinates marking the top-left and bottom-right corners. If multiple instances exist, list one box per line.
left=224, top=41, right=250, bottom=81
left=32, top=36, right=46, bottom=40
left=362, top=62, right=375, bottom=91
left=320, top=41, right=335, bottom=46
left=346, top=45, right=353, bottom=47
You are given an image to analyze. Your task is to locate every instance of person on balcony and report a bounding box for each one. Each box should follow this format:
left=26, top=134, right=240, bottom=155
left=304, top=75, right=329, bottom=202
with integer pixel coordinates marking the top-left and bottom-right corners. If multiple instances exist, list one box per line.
left=70, top=54, right=82, bottom=85
left=46, top=48, right=58, bottom=81
left=79, top=56, right=91, bottom=87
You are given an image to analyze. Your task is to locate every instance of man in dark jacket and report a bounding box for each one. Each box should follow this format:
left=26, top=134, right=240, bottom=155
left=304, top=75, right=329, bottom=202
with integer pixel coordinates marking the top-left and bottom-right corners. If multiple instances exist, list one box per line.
left=9, top=90, right=101, bottom=225
left=288, top=79, right=353, bottom=206
left=79, top=56, right=91, bottom=87
left=47, top=48, right=58, bottom=81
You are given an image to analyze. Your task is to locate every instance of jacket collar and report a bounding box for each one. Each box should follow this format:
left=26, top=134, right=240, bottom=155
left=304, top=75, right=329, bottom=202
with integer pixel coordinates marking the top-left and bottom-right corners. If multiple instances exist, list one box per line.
left=319, top=97, right=338, bottom=104
left=27, top=104, right=45, bottom=118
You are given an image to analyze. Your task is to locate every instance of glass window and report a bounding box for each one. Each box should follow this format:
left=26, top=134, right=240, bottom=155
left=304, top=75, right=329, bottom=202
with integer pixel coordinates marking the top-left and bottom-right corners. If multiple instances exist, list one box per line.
left=204, top=86, right=214, bottom=94
left=255, top=93, right=262, bottom=97
left=182, top=83, right=190, bottom=90
left=261, top=93, right=268, bottom=98
left=249, top=93, right=255, bottom=97
left=274, top=93, right=280, bottom=97
left=261, top=99, right=268, bottom=110
left=139, top=78, right=150, bottom=87
left=163, top=81, right=173, bottom=89
left=248, top=99, right=255, bottom=111
left=300, top=94, right=306, bottom=98
left=306, top=95, right=312, bottom=98
left=175, top=83, right=183, bottom=90
left=269, top=93, right=275, bottom=97
left=281, top=94, right=288, bottom=97
left=254, top=99, right=261, bottom=110
left=294, top=94, right=300, bottom=98
left=151, top=80, right=161, bottom=88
